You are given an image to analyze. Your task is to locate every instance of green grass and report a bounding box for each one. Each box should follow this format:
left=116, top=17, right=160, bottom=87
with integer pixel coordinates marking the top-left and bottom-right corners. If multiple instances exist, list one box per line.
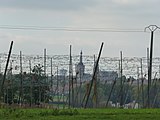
left=0, top=108, right=160, bottom=120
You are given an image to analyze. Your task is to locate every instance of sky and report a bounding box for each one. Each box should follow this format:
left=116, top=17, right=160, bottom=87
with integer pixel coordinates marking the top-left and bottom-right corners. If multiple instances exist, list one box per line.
left=0, top=0, right=160, bottom=57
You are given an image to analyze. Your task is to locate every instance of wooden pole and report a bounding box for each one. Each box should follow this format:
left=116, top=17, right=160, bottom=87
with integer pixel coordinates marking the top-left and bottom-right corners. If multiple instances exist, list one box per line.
left=68, top=45, right=73, bottom=108
left=0, top=41, right=13, bottom=102
left=84, top=42, right=104, bottom=108
left=19, top=51, right=23, bottom=106
left=120, top=51, right=123, bottom=107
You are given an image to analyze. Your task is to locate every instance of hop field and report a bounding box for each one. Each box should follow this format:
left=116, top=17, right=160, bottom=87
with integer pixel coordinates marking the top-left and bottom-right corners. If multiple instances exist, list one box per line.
left=0, top=108, right=160, bottom=120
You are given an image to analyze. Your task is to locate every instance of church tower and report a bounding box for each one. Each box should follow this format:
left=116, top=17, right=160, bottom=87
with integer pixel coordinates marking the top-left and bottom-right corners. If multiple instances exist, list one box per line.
left=76, top=51, right=85, bottom=79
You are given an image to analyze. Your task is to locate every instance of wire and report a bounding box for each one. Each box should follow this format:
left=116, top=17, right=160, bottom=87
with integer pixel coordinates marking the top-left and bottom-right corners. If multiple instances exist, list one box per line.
left=0, top=25, right=145, bottom=33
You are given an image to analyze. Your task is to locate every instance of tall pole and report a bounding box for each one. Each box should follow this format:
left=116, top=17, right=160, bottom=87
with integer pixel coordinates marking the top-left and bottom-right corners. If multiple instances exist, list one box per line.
left=68, top=45, right=72, bottom=108
left=145, top=25, right=160, bottom=108
left=0, top=41, right=13, bottom=101
left=19, top=51, right=23, bottom=106
left=120, top=51, right=123, bottom=107
left=84, top=42, right=104, bottom=108
left=148, top=31, right=153, bottom=108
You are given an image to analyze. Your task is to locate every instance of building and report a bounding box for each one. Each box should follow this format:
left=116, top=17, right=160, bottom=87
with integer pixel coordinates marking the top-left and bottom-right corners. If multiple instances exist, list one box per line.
left=75, top=51, right=118, bottom=83
left=75, top=51, right=85, bottom=82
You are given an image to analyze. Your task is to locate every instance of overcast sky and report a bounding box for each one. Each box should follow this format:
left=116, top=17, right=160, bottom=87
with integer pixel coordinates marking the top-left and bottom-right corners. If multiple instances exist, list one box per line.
left=0, top=0, right=160, bottom=57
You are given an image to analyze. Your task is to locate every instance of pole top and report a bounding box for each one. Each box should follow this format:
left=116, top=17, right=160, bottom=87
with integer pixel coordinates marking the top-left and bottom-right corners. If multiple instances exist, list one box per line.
left=145, top=25, right=160, bottom=32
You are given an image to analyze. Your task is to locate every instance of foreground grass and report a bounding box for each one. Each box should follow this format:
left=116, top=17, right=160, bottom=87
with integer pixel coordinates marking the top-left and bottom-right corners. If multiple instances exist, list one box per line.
left=0, top=108, right=160, bottom=120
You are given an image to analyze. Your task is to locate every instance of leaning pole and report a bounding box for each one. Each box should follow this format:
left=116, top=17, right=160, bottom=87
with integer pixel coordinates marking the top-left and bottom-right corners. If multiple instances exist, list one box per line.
left=84, top=42, right=104, bottom=108
left=0, top=41, right=14, bottom=102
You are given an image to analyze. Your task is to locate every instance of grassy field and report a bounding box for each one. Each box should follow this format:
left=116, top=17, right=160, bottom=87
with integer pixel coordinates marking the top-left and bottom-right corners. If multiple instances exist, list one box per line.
left=0, top=108, right=160, bottom=120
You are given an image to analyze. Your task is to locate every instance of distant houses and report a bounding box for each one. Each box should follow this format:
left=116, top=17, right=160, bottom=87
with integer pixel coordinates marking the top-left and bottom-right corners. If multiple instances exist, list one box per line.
left=53, top=51, right=118, bottom=83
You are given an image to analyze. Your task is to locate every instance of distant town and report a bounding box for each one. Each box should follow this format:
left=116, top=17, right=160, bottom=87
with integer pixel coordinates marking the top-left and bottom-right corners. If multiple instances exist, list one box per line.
left=0, top=46, right=160, bottom=108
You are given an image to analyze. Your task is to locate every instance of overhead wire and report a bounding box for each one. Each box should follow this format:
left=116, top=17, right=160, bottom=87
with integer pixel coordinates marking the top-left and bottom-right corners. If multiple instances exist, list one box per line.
left=0, top=25, right=145, bottom=33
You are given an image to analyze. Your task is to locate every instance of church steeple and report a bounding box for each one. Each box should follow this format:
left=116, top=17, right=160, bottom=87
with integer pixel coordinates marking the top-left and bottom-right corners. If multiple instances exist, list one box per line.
left=80, top=50, right=82, bottom=64
left=75, top=50, right=85, bottom=78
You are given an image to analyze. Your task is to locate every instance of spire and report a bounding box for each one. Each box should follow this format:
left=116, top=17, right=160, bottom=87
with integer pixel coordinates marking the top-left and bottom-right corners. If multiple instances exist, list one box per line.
left=80, top=50, right=82, bottom=63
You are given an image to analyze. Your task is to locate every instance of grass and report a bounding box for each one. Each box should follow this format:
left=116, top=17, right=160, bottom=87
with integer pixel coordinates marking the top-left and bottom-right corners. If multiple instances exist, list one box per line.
left=78, top=108, right=160, bottom=120
left=0, top=107, right=160, bottom=120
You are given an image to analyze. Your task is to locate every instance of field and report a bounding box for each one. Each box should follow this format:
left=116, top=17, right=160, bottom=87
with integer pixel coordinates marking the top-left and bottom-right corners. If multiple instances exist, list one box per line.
left=0, top=108, right=159, bottom=120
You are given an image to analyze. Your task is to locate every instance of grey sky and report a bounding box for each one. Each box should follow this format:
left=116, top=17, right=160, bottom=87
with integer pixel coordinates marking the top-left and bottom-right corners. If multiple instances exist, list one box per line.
left=0, top=0, right=160, bottom=57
